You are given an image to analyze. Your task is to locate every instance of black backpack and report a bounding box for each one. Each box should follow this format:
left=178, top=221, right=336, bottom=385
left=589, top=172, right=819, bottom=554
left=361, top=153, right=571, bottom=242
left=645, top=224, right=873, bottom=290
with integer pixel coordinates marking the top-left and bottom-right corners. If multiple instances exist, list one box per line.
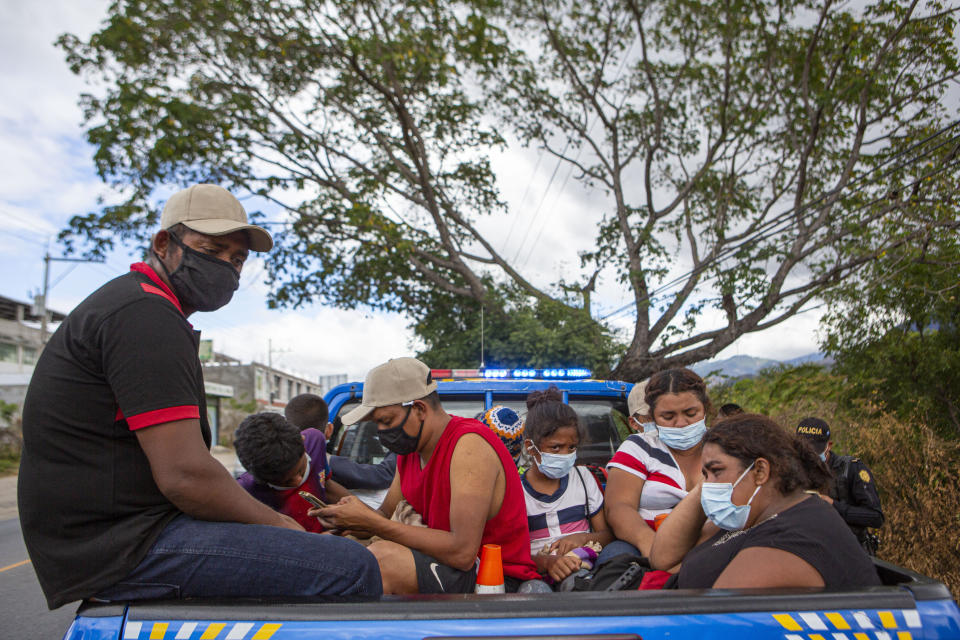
left=570, top=553, right=650, bottom=591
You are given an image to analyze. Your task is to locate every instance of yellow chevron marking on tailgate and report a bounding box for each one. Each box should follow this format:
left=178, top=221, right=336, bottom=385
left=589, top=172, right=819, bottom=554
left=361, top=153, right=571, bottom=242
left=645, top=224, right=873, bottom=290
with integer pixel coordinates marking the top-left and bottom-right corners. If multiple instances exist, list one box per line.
left=200, top=623, right=226, bottom=639
left=878, top=612, right=897, bottom=629
left=251, top=623, right=282, bottom=639
left=774, top=614, right=804, bottom=631
left=150, top=622, right=169, bottom=639
left=896, top=633, right=912, bottom=640
left=826, top=613, right=851, bottom=630
left=809, top=634, right=827, bottom=640
left=853, top=633, right=871, bottom=640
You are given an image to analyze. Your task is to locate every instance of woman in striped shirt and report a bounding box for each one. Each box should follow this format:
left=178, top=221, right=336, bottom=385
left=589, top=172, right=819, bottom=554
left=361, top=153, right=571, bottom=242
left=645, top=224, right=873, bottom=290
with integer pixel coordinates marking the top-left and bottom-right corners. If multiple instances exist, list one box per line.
left=601, top=368, right=713, bottom=563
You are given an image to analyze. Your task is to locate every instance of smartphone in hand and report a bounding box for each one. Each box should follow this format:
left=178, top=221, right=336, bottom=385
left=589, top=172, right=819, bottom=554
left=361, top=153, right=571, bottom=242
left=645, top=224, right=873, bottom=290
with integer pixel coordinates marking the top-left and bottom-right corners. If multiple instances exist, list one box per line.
left=299, top=490, right=328, bottom=509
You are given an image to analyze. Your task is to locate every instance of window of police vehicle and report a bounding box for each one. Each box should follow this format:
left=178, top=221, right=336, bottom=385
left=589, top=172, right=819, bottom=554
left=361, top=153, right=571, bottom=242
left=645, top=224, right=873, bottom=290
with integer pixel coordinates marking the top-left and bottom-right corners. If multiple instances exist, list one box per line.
left=333, top=396, right=627, bottom=467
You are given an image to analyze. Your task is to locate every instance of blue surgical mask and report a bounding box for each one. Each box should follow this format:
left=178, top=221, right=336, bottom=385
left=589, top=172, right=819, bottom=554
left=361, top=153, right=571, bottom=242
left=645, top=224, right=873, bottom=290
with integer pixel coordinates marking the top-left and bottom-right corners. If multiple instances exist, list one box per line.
left=530, top=443, right=577, bottom=479
left=656, top=418, right=707, bottom=450
left=641, top=421, right=658, bottom=435
left=700, top=461, right=762, bottom=531
left=818, top=451, right=827, bottom=463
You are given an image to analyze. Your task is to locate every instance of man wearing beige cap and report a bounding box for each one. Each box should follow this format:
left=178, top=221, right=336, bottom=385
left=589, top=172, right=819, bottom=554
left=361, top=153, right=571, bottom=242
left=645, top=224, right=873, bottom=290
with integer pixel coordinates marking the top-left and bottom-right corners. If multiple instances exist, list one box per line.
left=313, top=357, right=539, bottom=594
left=19, top=184, right=380, bottom=609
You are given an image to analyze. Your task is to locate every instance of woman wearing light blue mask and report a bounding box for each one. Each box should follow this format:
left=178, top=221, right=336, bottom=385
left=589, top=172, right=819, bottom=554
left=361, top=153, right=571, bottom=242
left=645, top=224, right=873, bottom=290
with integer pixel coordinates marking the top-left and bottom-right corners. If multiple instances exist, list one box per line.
left=520, top=386, right=613, bottom=584
left=602, top=368, right=712, bottom=563
left=648, top=414, right=880, bottom=590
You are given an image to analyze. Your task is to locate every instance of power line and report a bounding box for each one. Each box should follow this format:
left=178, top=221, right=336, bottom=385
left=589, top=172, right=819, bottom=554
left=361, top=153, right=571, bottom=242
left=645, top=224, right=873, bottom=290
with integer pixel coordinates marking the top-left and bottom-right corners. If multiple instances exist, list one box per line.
left=0, top=208, right=56, bottom=235
left=510, top=139, right=573, bottom=264
left=558, top=121, right=960, bottom=338
left=516, top=24, right=638, bottom=271
left=500, top=148, right=545, bottom=255
left=599, top=131, right=960, bottom=325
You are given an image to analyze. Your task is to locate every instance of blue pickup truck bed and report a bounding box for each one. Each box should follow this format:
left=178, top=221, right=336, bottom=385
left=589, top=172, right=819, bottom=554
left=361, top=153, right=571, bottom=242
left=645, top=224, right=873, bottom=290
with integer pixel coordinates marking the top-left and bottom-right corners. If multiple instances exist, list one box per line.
left=64, top=563, right=960, bottom=640
left=61, top=378, right=960, bottom=639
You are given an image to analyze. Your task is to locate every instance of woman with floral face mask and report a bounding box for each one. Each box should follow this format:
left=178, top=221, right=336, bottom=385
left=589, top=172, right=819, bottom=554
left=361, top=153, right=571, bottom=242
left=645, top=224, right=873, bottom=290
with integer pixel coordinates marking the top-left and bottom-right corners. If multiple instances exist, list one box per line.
left=521, top=386, right=613, bottom=584
left=601, top=368, right=713, bottom=563
left=649, top=414, right=880, bottom=589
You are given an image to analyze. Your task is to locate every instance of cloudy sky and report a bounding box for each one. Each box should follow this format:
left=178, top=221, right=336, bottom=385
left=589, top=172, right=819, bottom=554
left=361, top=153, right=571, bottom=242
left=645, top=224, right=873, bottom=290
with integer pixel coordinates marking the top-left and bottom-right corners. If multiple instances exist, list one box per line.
left=0, top=0, right=827, bottom=381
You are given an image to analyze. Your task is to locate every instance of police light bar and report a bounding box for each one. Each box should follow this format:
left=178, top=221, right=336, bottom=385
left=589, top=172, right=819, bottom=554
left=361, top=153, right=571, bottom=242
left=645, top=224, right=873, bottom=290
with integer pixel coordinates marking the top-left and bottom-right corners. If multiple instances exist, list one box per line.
left=479, top=367, right=592, bottom=379
left=430, top=369, right=481, bottom=379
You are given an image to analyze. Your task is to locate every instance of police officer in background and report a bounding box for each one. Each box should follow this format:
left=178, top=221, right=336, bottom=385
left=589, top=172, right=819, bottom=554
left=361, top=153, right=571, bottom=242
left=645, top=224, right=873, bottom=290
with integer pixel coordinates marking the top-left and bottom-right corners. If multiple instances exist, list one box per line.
left=796, top=417, right=884, bottom=555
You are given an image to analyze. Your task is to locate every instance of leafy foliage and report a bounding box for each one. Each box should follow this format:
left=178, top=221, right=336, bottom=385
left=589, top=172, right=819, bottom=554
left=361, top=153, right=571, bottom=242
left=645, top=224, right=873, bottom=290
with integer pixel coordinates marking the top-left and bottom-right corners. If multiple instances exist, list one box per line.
left=709, top=363, right=842, bottom=418
left=413, top=285, right=625, bottom=375
left=821, top=224, right=960, bottom=437
left=58, top=0, right=960, bottom=379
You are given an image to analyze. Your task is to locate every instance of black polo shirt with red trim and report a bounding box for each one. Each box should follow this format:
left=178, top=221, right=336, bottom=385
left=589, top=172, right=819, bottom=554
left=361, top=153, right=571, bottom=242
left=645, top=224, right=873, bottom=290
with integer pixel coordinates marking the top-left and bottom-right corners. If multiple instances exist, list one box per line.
left=18, top=263, right=211, bottom=609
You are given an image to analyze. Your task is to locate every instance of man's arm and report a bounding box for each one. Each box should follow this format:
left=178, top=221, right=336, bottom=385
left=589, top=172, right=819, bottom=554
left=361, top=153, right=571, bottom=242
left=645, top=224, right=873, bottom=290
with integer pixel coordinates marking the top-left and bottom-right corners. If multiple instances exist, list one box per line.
left=317, top=433, right=497, bottom=570
left=136, top=418, right=303, bottom=530
left=835, top=460, right=885, bottom=529
left=328, top=453, right=397, bottom=490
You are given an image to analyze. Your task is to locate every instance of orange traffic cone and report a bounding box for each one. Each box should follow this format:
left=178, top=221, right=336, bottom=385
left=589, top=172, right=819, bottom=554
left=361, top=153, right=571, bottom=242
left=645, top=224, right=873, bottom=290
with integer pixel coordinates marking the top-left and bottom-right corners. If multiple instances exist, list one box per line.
left=475, top=544, right=505, bottom=594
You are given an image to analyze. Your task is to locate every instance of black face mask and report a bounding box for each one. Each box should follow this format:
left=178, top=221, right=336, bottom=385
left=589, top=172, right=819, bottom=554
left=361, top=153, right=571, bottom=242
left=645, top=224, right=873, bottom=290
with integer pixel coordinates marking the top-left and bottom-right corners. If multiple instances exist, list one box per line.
left=156, top=232, right=240, bottom=312
left=377, top=404, right=424, bottom=456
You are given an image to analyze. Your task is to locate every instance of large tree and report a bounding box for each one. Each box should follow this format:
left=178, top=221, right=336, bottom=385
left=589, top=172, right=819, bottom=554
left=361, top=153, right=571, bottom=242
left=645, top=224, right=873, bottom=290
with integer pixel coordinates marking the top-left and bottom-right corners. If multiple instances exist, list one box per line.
left=59, top=0, right=959, bottom=379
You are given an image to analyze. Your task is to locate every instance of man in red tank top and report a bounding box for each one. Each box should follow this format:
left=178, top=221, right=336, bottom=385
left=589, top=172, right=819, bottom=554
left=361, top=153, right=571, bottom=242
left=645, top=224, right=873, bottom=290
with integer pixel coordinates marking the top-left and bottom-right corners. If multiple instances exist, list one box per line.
left=313, top=358, right=539, bottom=594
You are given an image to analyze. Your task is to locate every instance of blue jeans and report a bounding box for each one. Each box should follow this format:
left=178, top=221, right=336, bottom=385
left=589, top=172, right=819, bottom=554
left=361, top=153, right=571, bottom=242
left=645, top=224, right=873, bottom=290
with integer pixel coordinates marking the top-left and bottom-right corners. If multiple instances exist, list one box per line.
left=94, top=515, right=382, bottom=600
left=597, top=539, right=642, bottom=565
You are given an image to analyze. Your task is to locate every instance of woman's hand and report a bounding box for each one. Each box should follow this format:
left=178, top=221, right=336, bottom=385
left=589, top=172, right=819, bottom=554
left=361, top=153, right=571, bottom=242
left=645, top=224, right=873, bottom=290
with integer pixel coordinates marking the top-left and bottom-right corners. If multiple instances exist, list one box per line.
left=543, top=554, right=582, bottom=582
left=548, top=532, right=596, bottom=556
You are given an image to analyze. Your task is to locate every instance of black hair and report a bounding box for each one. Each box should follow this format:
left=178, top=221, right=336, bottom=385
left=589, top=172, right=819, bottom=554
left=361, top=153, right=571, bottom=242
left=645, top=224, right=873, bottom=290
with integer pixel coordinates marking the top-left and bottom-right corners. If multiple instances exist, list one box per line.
left=718, top=403, right=744, bottom=417
left=645, top=368, right=713, bottom=416
left=703, top=413, right=831, bottom=494
left=235, top=412, right=305, bottom=485
left=419, top=390, right=441, bottom=409
left=524, top=385, right=582, bottom=445
left=284, top=394, right=329, bottom=431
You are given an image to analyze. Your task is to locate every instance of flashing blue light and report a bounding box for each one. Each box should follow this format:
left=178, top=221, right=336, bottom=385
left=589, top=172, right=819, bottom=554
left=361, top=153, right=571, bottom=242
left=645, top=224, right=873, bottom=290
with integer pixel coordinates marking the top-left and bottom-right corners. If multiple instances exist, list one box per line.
left=479, top=367, right=592, bottom=380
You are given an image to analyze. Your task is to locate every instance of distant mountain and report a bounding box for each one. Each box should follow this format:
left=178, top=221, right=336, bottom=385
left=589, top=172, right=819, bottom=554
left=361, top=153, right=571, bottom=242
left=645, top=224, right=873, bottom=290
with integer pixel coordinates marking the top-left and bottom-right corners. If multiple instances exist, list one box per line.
left=689, top=352, right=831, bottom=380
left=783, top=352, right=834, bottom=367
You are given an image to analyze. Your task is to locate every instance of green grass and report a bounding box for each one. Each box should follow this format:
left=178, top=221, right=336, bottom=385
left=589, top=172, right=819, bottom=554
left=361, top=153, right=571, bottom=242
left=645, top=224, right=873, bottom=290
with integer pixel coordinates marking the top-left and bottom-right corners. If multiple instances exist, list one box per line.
left=0, top=454, right=19, bottom=477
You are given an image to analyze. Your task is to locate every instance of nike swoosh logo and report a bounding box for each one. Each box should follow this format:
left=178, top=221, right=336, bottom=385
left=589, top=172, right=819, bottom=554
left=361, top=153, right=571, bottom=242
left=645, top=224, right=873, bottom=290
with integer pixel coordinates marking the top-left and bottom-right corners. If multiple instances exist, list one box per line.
left=429, top=562, right=445, bottom=592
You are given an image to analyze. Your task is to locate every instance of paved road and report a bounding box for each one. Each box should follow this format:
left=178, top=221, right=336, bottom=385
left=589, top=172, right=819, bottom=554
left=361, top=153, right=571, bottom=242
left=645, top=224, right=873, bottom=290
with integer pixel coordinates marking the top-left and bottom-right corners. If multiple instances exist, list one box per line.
left=0, top=450, right=239, bottom=639
left=0, top=517, right=78, bottom=639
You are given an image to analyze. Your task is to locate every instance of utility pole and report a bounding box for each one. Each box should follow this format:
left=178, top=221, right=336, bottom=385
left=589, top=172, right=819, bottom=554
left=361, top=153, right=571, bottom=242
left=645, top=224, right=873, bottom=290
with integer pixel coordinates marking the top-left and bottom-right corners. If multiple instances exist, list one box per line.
left=480, top=305, right=485, bottom=369
left=37, top=252, right=105, bottom=344
left=266, top=339, right=290, bottom=404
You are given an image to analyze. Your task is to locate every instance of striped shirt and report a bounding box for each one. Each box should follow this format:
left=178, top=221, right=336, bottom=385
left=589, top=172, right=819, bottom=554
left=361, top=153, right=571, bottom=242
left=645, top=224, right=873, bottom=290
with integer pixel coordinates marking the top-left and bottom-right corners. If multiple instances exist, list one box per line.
left=606, top=433, right=688, bottom=527
left=522, top=467, right=604, bottom=555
